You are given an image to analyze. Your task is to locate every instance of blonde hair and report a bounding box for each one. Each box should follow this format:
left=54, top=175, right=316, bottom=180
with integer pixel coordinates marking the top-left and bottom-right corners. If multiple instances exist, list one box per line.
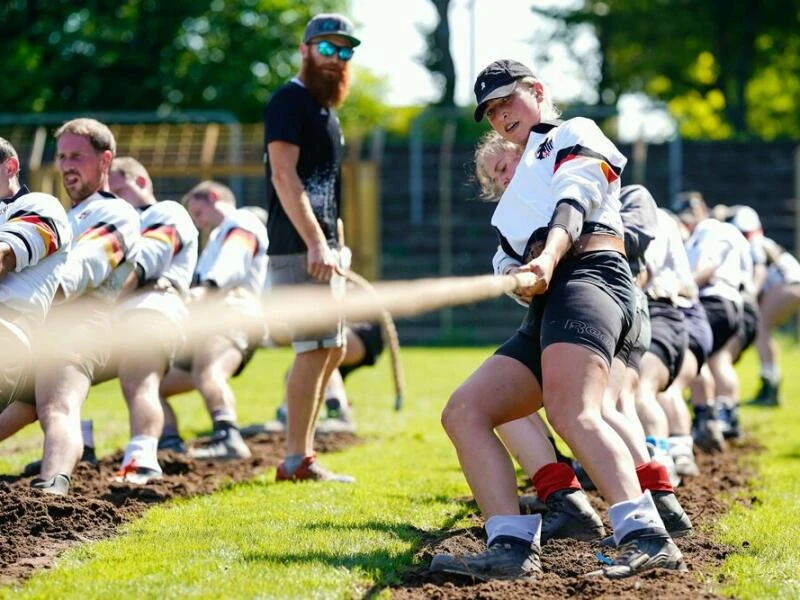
left=517, top=76, right=561, bottom=122
left=474, top=131, right=523, bottom=201
left=54, top=118, right=116, bottom=156
left=182, top=180, right=236, bottom=207
left=111, top=156, right=152, bottom=190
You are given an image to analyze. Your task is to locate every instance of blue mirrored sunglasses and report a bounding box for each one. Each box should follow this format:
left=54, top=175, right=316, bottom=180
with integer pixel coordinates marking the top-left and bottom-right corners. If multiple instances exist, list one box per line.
left=314, top=40, right=354, bottom=61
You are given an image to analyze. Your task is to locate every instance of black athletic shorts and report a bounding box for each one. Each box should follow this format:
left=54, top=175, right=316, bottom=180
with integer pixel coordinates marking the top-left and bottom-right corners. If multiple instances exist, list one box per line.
left=647, top=298, right=688, bottom=387
left=495, top=251, right=635, bottom=385
left=340, top=322, right=384, bottom=379
left=680, top=301, right=713, bottom=371
left=699, top=295, right=741, bottom=355
left=733, top=298, right=759, bottom=363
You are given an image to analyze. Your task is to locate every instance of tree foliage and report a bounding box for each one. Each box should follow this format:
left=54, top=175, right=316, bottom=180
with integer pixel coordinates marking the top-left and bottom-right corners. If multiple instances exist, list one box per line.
left=419, top=0, right=456, bottom=107
left=0, top=0, right=391, bottom=132
left=533, top=0, right=800, bottom=139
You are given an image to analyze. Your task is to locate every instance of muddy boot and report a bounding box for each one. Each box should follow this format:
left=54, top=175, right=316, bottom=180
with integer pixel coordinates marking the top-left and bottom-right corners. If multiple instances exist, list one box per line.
left=541, top=489, right=605, bottom=543
left=429, top=536, right=542, bottom=581
left=589, top=532, right=686, bottom=578
left=692, top=405, right=726, bottom=453
left=652, top=490, right=693, bottom=538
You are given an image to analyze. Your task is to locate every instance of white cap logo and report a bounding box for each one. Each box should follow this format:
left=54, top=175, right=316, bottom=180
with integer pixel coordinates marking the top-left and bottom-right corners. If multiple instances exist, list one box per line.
left=481, top=81, right=486, bottom=90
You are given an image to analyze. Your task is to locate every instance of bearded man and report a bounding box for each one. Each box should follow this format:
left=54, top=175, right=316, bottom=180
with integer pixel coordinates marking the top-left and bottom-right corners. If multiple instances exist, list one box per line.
left=264, top=13, right=359, bottom=483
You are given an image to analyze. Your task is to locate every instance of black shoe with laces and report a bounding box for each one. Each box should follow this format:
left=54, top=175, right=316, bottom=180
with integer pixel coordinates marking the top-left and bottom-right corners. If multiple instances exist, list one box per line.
left=652, top=491, right=693, bottom=538
left=692, top=407, right=726, bottom=453
left=189, top=423, right=251, bottom=460
left=747, top=377, right=780, bottom=406
left=429, top=535, right=542, bottom=581
left=718, top=404, right=742, bottom=440
left=158, top=433, right=188, bottom=454
left=22, top=445, right=97, bottom=477
left=589, top=531, right=686, bottom=578
left=540, top=488, right=605, bottom=543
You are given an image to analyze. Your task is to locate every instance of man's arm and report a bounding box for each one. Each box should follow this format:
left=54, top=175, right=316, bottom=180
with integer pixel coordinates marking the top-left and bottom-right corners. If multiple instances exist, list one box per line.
left=268, top=140, right=337, bottom=281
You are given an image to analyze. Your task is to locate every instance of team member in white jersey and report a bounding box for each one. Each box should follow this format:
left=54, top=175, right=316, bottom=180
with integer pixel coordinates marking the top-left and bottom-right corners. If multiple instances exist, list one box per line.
left=719, top=205, right=798, bottom=406
left=107, top=156, right=198, bottom=483
left=475, top=138, right=692, bottom=544
left=676, top=192, right=752, bottom=453
left=158, top=180, right=268, bottom=460
left=0, top=137, right=71, bottom=442
left=431, top=60, right=685, bottom=582
left=31, top=118, right=141, bottom=495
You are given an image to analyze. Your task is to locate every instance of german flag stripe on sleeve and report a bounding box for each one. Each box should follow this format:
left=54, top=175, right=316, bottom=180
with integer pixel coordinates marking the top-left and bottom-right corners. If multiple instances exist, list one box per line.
left=77, top=222, right=126, bottom=267
left=223, top=227, right=259, bottom=257
left=7, top=210, right=62, bottom=257
left=142, top=223, right=183, bottom=256
left=553, top=145, right=622, bottom=183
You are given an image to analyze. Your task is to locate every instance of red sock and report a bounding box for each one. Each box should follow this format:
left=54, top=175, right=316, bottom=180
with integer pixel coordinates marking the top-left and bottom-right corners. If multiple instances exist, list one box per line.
left=532, top=462, right=581, bottom=502
left=636, top=460, right=673, bottom=493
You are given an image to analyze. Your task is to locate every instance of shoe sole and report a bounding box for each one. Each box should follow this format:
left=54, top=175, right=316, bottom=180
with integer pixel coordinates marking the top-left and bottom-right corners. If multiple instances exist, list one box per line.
left=429, top=563, right=540, bottom=582
left=114, top=472, right=164, bottom=485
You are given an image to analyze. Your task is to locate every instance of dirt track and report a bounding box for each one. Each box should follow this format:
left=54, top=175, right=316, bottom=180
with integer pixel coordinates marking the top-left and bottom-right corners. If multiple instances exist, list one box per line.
left=0, top=433, right=755, bottom=598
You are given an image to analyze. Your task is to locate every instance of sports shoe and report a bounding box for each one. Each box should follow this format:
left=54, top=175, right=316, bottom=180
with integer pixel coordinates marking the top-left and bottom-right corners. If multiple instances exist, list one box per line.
left=275, top=454, right=354, bottom=483
left=190, top=424, right=251, bottom=460
left=22, top=445, right=97, bottom=477
left=671, top=452, right=700, bottom=477
left=519, top=493, right=547, bottom=514
left=429, top=535, right=542, bottom=581
left=158, top=433, right=188, bottom=454
left=652, top=490, right=693, bottom=538
left=30, top=473, right=71, bottom=496
left=747, top=377, right=780, bottom=406
left=540, top=489, right=605, bottom=543
left=589, top=532, right=686, bottom=578
left=717, top=404, right=741, bottom=440
left=324, top=397, right=353, bottom=423
left=601, top=490, right=692, bottom=547
left=114, top=459, right=163, bottom=485
left=692, top=410, right=726, bottom=453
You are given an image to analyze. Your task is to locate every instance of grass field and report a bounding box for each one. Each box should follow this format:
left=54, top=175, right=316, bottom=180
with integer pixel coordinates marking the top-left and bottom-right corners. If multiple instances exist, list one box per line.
left=1, top=341, right=799, bottom=599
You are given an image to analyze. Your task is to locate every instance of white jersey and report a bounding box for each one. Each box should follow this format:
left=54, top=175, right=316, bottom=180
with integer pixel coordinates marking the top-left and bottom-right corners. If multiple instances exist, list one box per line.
left=684, top=218, right=751, bottom=304
left=0, top=188, right=72, bottom=324
left=58, top=190, right=141, bottom=304
left=116, top=200, right=199, bottom=323
left=762, top=237, right=800, bottom=290
left=194, top=208, right=268, bottom=295
left=491, top=117, right=627, bottom=260
left=644, top=209, right=697, bottom=306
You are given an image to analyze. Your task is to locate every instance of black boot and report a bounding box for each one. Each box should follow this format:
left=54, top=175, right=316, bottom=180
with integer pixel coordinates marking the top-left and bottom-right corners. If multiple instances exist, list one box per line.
left=540, top=488, right=605, bottom=543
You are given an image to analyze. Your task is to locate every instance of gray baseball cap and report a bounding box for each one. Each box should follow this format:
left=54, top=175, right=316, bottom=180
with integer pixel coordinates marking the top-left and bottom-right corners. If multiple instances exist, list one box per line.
left=303, top=13, right=361, bottom=47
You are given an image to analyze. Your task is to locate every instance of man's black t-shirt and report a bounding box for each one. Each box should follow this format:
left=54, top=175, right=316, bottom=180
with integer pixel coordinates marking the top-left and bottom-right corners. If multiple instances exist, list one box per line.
left=264, top=79, right=343, bottom=256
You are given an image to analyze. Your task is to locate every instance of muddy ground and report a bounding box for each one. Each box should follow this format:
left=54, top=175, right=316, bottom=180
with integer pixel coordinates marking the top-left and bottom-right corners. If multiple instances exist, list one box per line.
left=389, top=441, right=757, bottom=599
left=1, top=432, right=756, bottom=599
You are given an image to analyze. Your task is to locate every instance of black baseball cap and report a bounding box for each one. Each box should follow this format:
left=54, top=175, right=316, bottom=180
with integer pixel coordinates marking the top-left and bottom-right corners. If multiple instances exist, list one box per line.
left=473, top=59, right=534, bottom=121
left=303, top=13, right=361, bottom=47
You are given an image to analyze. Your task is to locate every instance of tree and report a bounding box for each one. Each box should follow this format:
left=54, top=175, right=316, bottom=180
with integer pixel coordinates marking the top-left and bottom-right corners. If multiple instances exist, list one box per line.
left=0, top=0, right=391, bottom=127
left=419, top=0, right=456, bottom=107
left=533, top=0, right=800, bottom=139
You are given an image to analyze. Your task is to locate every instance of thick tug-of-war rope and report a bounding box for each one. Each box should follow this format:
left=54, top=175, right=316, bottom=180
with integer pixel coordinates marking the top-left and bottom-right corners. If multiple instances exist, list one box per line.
left=344, top=270, right=406, bottom=411
left=36, top=271, right=540, bottom=387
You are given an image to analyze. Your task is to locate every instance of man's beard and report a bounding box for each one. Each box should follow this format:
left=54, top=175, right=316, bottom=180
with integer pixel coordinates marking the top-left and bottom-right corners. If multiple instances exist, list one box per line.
left=63, top=174, right=100, bottom=205
left=300, top=55, right=350, bottom=108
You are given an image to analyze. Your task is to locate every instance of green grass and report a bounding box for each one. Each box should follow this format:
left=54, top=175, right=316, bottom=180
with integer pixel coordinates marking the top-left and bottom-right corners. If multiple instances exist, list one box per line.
left=716, top=339, right=800, bottom=599
left=1, top=342, right=799, bottom=598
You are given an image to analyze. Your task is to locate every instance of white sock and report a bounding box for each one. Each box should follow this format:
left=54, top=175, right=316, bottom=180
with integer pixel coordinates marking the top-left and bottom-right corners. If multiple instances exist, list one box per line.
left=485, top=514, right=542, bottom=546
left=609, top=490, right=666, bottom=546
left=761, top=363, right=780, bottom=384
left=716, top=395, right=737, bottom=409
left=122, top=435, right=161, bottom=472
left=324, top=370, right=348, bottom=408
left=81, top=420, right=94, bottom=448
left=668, top=435, right=694, bottom=457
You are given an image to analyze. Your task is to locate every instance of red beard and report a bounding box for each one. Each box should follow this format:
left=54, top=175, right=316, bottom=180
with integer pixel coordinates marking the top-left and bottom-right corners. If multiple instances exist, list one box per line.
left=300, top=53, right=351, bottom=108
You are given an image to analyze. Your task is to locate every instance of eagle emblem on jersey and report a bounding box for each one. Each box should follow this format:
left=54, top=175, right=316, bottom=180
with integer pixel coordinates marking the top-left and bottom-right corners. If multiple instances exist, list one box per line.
left=535, top=137, right=553, bottom=160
